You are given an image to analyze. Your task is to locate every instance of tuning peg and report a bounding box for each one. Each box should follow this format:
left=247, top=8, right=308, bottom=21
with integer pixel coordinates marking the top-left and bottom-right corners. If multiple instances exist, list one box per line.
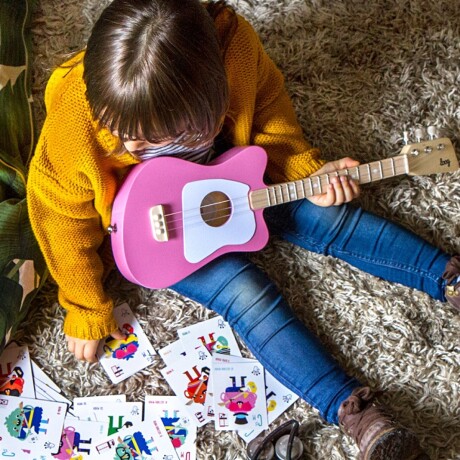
left=403, top=131, right=410, bottom=145
left=414, top=127, right=425, bottom=142
left=427, top=125, right=438, bottom=139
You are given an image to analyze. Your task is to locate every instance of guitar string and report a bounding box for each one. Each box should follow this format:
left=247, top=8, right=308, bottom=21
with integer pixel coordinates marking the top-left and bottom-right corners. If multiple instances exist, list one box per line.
left=164, top=203, right=263, bottom=233
left=156, top=161, right=406, bottom=233
left=158, top=160, right=405, bottom=228
left=159, top=172, right=406, bottom=233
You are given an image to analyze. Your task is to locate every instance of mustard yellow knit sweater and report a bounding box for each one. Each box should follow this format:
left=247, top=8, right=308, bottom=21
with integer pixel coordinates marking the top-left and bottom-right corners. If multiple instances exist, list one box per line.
left=27, top=13, right=325, bottom=340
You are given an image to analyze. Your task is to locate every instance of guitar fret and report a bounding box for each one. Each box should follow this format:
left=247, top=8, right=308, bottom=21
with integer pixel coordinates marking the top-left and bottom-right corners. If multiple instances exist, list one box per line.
left=265, top=188, right=272, bottom=206
left=317, top=176, right=322, bottom=193
left=289, top=183, right=298, bottom=201
left=378, top=161, right=384, bottom=179
left=276, top=185, right=282, bottom=204
left=282, top=184, right=288, bottom=203
left=301, top=179, right=306, bottom=198
left=367, top=164, right=372, bottom=182
left=282, top=184, right=288, bottom=202
left=269, top=187, right=276, bottom=205
left=390, top=157, right=396, bottom=176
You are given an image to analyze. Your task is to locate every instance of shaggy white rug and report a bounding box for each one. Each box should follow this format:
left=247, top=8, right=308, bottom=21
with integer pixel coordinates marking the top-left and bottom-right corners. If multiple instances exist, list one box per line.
left=23, top=0, right=459, bottom=459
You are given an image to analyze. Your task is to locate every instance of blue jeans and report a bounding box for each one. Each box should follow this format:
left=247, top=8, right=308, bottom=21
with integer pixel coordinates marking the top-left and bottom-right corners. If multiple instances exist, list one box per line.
left=172, top=201, right=450, bottom=424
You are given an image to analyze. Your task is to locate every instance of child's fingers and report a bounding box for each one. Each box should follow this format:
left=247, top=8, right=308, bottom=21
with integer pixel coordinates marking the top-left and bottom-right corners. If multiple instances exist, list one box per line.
left=339, top=175, right=356, bottom=202
left=111, top=329, right=127, bottom=340
left=66, top=336, right=99, bottom=363
left=349, top=177, right=360, bottom=198
left=308, top=175, right=360, bottom=207
left=83, top=343, right=99, bottom=363
left=331, top=175, right=359, bottom=204
left=330, top=176, right=344, bottom=204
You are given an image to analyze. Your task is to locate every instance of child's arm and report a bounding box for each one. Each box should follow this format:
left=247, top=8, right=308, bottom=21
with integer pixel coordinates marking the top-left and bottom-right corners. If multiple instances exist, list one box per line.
left=27, top=67, right=121, bottom=356
left=27, top=160, right=119, bottom=346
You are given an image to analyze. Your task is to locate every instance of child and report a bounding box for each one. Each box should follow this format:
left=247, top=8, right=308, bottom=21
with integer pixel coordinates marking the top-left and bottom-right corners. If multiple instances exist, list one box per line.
left=27, top=0, right=459, bottom=458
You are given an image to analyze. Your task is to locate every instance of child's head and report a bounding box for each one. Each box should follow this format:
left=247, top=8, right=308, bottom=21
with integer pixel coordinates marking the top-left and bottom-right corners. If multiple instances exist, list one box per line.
left=83, top=0, right=229, bottom=149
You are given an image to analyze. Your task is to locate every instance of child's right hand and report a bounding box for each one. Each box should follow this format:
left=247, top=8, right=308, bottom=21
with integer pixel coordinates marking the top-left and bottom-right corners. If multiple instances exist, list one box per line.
left=66, top=329, right=126, bottom=363
left=308, top=157, right=361, bottom=207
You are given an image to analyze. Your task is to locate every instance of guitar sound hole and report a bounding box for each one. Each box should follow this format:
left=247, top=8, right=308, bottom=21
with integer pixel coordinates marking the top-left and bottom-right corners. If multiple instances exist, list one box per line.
left=200, top=191, right=231, bottom=227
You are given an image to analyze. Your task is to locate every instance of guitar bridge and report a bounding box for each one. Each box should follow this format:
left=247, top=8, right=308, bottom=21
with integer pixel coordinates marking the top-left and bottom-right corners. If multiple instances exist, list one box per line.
left=150, top=205, right=169, bottom=242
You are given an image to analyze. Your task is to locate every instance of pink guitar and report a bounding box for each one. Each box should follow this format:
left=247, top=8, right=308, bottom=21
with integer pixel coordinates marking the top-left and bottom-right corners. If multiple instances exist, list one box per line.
left=110, top=136, right=458, bottom=289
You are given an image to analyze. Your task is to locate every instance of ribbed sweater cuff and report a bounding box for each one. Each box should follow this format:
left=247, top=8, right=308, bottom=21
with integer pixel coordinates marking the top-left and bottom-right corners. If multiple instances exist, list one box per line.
left=63, top=309, right=119, bottom=341
left=283, top=156, right=326, bottom=182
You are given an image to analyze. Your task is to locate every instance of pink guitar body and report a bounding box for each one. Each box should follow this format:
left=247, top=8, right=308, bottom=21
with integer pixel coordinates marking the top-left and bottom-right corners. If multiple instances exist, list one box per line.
left=110, top=146, right=270, bottom=289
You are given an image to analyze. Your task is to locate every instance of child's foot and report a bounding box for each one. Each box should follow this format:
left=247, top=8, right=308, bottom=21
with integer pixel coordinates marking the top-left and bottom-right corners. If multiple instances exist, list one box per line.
left=338, top=387, right=429, bottom=460
left=443, top=255, right=460, bottom=312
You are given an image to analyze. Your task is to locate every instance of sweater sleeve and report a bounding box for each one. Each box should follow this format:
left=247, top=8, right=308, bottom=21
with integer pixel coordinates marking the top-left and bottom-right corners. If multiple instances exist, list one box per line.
left=27, top=71, right=119, bottom=341
left=231, top=17, right=325, bottom=183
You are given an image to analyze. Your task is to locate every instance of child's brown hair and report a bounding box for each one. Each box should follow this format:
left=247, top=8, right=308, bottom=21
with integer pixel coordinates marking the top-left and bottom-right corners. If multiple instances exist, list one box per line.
left=83, top=0, right=235, bottom=148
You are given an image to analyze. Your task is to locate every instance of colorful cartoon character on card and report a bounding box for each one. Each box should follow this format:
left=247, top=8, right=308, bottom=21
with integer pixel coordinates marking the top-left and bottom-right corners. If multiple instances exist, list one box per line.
left=4, top=401, right=49, bottom=440
left=214, top=336, right=231, bottom=355
left=54, top=426, right=93, bottom=460
left=0, top=366, right=25, bottom=396
left=113, top=432, right=155, bottom=459
left=198, top=333, right=230, bottom=355
left=103, top=324, right=139, bottom=360
left=219, top=376, right=258, bottom=425
left=107, top=416, right=134, bottom=436
left=161, top=410, right=188, bottom=448
left=183, top=365, right=210, bottom=405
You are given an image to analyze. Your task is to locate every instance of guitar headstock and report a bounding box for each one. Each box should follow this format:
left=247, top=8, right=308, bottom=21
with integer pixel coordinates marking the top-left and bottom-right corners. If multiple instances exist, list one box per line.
left=399, top=127, right=458, bottom=176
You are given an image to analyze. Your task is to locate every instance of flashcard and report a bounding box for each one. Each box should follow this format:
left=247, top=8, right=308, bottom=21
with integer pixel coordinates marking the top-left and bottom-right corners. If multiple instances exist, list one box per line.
left=145, top=395, right=197, bottom=460
left=0, top=344, right=35, bottom=398
left=177, top=316, right=241, bottom=357
left=160, top=344, right=212, bottom=427
left=31, top=360, right=62, bottom=394
left=92, top=419, right=178, bottom=460
left=0, top=395, right=67, bottom=455
left=97, top=303, right=157, bottom=384
left=158, top=339, right=187, bottom=366
left=212, top=355, right=268, bottom=432
left=35, top=379, right=72, bottom=406
left=72, top=401, right=143, bottom=436
left=73, top=394, right=127, bottom=410
left=239, top=370, right=300, bottom=442
left=53, top=416, right=108, bottom=459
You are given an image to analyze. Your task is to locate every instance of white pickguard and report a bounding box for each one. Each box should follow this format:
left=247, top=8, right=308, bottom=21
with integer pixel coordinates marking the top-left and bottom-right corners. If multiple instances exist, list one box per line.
left=182, top=179, right=256, bottom=263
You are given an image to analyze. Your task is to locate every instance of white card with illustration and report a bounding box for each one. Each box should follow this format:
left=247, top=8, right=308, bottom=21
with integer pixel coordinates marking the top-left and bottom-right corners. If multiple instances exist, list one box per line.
left=97, top=303, right=157, bottom=383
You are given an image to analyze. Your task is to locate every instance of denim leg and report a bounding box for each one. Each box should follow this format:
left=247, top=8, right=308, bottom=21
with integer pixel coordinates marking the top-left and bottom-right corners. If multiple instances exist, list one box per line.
left=172, top=253, right=361, bottom=425
left=266, top=201, right=450, bottom=301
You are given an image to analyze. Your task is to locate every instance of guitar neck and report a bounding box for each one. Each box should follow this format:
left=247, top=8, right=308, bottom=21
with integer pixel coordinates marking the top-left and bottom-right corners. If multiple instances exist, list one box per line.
left=249, top=154, right=409, bottom=210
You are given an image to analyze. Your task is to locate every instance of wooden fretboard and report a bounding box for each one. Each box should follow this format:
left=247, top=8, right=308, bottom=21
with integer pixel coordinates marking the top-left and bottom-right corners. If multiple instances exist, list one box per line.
left=249, top=154, right=409, bottom=210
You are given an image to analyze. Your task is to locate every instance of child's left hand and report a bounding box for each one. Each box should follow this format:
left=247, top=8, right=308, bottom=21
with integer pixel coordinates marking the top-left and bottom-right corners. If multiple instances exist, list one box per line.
left=308, top=157, right=360, bottom=207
